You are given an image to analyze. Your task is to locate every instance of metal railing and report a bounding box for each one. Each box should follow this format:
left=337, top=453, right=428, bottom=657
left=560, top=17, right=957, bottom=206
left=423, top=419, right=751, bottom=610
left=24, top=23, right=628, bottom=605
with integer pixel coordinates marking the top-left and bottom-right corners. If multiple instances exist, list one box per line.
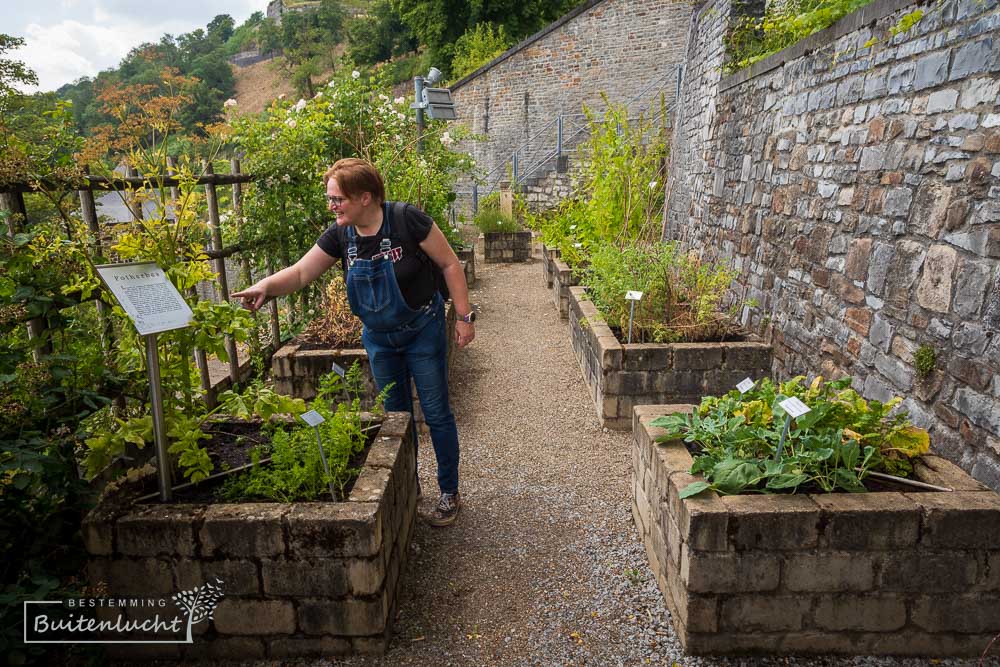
left=458, top=64, right=683, bottom=212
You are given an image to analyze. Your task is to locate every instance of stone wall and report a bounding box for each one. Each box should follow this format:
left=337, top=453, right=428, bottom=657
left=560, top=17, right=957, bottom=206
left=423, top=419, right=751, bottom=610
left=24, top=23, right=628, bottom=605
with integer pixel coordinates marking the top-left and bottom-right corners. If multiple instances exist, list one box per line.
left=484, top=231, right=532, bottom=262
left=83, top=412, right=417, bottom=660
left=633, top=405, right=1000, bottom=656
left=665, top=0, right=1000, bottom=488
left=571, top=287, right=772, bottom=428
left=451, top=0, right=692, bottom=213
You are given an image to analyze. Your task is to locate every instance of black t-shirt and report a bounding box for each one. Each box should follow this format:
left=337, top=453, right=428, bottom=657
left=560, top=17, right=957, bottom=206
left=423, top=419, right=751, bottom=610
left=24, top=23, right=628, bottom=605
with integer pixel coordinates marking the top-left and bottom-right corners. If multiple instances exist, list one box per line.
left=316, top=201, right=436, bottom=310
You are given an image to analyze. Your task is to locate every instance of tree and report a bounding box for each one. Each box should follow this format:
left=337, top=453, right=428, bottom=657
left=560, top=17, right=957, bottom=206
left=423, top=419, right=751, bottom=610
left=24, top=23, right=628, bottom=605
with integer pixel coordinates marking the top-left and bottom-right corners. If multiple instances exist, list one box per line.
left=277, top=0, right=346, bottom=97
left=390, top=0, right=585, bottom=75
left=172, top=579, right=226, bottom=644
left=346, top=0, right=417, bottom=66
left=450, top=23, right=511, bottom=80
left=0, top=34, right=38, bottom=107
left=207, top=14, right=236, bottom=43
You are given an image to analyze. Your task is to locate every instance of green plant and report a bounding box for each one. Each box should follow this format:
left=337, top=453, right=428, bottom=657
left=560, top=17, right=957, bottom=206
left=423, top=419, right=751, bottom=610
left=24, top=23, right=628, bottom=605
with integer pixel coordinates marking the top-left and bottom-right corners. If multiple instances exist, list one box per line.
left=218, top=364, right=386, bottom=501
left=581, top=241, right=742, bottom=343
left=473, top=209, right=520, bottom=234
left=536, top=96, right=668, bottom=267
left=651, top=376, right=931, bottom=497
left=450, top=23, right=512, bottom=80
left=914, top=344, right=937, bottom=378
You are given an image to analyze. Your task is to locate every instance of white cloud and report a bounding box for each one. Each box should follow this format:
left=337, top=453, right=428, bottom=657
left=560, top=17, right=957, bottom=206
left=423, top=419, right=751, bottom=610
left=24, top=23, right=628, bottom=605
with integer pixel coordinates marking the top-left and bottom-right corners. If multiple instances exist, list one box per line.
left=9, top=0, right=263, bottom=92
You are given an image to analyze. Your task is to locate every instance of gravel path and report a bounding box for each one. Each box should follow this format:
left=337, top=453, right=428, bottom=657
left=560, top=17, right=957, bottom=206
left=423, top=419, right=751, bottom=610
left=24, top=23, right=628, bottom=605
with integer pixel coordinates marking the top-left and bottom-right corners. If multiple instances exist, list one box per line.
left=325, top=253, right=988, bottom=667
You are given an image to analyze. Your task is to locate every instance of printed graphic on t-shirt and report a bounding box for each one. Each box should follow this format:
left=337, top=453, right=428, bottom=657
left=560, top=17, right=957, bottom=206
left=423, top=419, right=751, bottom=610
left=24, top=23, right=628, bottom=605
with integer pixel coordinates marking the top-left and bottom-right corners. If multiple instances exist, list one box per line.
left=371, top=246, right=403, bottom=262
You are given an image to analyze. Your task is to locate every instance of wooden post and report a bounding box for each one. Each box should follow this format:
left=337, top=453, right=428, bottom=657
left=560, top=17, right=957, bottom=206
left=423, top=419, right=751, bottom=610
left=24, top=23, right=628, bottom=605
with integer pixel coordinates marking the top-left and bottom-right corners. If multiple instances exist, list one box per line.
left=266, top=258, right=282, bottom=350
left=204, top=161, right=241, bottom=387
left=167, top=157, right=213, bottom=401
left=2, top=191, right=49, bottom=360
left=78, top=168, right=114, bottom=355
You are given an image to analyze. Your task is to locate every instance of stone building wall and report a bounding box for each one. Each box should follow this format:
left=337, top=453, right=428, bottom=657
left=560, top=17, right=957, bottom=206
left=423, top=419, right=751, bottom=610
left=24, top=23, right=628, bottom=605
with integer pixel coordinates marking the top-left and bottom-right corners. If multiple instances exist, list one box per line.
left=665, top=0, right=1000, bottom=487
left=450, top=0, right=693, bottom=214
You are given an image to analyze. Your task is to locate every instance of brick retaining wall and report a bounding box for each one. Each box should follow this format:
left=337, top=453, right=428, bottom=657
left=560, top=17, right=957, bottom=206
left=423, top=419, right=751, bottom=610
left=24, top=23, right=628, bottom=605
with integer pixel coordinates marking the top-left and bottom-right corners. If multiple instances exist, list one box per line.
left=633, top=405, right=1000, bottom=655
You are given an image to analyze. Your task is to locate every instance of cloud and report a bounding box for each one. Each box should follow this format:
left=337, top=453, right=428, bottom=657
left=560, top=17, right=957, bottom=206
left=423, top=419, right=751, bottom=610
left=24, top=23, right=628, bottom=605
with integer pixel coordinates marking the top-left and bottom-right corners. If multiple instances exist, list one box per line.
left=10, top=0, right=263, bottom=92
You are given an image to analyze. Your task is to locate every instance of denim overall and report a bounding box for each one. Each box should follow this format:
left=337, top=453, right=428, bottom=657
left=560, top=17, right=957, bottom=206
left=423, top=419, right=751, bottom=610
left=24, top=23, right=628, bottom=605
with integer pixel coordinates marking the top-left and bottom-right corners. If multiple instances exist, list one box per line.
left=344, top=204, right=459, bottom=494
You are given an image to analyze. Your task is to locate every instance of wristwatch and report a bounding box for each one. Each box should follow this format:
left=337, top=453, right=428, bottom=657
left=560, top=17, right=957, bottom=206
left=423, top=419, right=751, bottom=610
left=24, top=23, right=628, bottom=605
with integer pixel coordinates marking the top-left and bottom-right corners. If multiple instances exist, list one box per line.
left=459, top=311, right=476, bottom=323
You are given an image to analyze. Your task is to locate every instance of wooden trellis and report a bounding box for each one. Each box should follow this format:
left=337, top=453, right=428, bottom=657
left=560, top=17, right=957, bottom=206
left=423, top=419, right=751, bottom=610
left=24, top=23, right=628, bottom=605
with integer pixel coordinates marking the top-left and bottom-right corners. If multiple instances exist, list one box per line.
left=0, top=163, right=284, bottom=404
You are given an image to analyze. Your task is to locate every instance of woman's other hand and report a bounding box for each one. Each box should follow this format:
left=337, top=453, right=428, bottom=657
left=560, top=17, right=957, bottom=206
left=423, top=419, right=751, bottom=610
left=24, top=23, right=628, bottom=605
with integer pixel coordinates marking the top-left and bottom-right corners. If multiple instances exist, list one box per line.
left=455, top=320, right=475, bottom=348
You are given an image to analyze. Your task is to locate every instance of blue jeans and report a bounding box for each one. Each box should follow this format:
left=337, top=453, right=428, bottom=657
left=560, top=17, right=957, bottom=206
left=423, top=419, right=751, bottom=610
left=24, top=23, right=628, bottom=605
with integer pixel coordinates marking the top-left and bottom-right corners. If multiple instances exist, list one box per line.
left=362, top=295, right=459, bottom=494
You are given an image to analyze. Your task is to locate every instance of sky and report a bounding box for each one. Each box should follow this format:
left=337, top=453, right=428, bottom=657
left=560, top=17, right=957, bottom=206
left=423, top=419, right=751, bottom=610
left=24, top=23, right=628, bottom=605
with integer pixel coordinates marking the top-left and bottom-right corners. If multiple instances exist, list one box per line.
left=6, top=0, right=264, bottom=93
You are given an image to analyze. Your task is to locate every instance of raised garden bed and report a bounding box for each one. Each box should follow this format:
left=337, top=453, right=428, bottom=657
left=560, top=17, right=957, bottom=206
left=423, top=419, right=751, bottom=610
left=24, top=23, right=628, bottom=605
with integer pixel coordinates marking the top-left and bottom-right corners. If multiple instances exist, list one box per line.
left=632, top=404, right=1000, bottom=656
left=272, top=301, right=457, bottom=420
left=484, top=231, right=531, bottom=263
left=455, top=244, right=476, bottom=287
left=82, top=411, right=417, bottom=660
left=552, top=257, right=578, bottom=319
left=541, top=243, right=560, bottom=289
left=569, top=286, right=772, bottom=430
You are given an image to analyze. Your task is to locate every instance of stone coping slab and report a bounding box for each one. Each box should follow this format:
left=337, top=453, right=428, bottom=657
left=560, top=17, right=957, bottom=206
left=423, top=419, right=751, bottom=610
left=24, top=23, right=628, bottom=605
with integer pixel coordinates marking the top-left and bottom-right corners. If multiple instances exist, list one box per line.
left=552, top=257, right=578, bottom=319
left=631, top=404, right=1000, bottom=656
left=570, top=286, right=772, bottom=429
left=82, top=411, right=417, bottom=659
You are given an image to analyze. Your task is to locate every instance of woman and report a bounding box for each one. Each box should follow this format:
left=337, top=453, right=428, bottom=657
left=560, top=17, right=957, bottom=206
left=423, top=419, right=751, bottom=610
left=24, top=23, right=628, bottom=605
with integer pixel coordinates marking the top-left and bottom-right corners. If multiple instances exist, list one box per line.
left=233, top=158, right=474, bottom=526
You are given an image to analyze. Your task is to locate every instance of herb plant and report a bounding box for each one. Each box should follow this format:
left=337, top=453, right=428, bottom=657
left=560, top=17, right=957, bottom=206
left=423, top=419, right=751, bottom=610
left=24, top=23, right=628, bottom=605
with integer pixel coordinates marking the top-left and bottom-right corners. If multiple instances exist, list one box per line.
left=217, top=363, right=387, bottom=502
left=473, top=209, right=520, bottom=234
left=651, top=376, right=930, bottom=497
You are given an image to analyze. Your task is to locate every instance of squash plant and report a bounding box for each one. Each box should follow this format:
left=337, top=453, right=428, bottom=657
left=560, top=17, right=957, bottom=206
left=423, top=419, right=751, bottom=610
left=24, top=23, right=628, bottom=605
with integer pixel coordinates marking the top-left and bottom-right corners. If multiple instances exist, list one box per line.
left=652, top=376, right=930, bottom=497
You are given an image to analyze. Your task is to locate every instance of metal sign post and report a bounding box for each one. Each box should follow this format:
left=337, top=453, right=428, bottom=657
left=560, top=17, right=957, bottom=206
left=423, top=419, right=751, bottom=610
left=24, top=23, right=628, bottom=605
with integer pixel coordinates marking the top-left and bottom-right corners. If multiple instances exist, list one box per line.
left=775, top=396, right=811, bottom=462
left=300, top=410, right=336, bottom=500
left=625, top=291, right=644, bottom=344
left=95, top=262, right=194, bottom=502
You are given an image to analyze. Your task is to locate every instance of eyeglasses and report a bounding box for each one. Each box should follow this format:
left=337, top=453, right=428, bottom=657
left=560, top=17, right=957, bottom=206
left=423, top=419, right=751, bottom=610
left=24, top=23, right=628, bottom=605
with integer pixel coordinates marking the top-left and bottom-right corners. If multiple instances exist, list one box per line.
left=326, top=195, right=348, bottom=207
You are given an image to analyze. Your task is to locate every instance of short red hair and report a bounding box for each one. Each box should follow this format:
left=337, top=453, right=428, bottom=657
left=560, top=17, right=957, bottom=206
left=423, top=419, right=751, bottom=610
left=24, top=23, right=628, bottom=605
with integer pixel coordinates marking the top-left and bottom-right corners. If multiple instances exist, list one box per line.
left=323, top=158, right=385, bottom=205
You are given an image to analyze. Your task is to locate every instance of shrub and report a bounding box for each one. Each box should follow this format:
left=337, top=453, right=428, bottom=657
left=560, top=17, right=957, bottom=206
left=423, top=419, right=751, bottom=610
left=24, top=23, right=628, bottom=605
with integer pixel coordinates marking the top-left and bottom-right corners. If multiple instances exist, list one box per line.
left=581, top=241, right=742, bottom=343
left=914, top=344, right=937, bottom=378
left=473, top=209, right=520, bottom=234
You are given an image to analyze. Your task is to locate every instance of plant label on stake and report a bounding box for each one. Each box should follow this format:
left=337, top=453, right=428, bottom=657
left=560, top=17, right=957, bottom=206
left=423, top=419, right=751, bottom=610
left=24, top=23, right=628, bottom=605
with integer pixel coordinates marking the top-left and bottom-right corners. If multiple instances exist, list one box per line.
left=299, top=410, right=337, bottom=500
left=95, top=262, right=194, bottom=502
left=331, top=362, right=346, bottom=378
left=736, top=377, right=755, bottom=394
left=625, top=291, right=643, bottom=344
left=775, top=397, right=811, bottom=462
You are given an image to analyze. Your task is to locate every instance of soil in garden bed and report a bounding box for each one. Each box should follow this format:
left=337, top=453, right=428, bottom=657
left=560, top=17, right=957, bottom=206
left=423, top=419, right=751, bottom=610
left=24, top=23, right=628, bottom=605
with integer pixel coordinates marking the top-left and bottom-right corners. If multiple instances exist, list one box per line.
left=291, top=338, right=364, bottom=351
left=681, top=441, right=938, bottom=494
left=140, top=421, right=376, bottom=504
left=608, top=324, right=750, bottom=345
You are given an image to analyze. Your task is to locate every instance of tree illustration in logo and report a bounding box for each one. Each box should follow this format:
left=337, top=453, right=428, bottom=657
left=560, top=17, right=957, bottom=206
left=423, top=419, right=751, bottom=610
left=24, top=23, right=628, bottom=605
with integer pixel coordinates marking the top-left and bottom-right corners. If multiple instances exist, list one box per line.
left=171, top=578, right=225, bottom=643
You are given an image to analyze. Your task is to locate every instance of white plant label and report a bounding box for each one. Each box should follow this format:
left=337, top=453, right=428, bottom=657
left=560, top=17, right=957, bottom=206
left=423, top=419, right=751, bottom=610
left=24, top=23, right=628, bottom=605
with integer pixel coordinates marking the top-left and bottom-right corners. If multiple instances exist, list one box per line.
left=331, top=362, right=346, bottom=377
left=573, top=242, right=583, bottom=249
left=299, top=410, right=326, bottom=427
left=780, top=396, right=811, bottom=419
left=569, top=225, right=577, bottom=230
left=625, top=290, right=644, bottom=301
left=736, top=378, right=755, bottom=394
left=95, top=262, right=192, bottom=335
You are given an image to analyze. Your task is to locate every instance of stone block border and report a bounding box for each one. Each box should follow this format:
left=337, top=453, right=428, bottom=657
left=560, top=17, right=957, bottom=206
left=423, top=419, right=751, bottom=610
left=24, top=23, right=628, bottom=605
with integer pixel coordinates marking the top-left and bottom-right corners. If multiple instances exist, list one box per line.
left=570, top=287, right=772, bottom=429
left=541, top=243, right=560, bottom=289
left=632, top=405, right=1000, bottom=656
left=552, top=257, right=577, bottom=319
left=83, top=412, right=417, bottom=660
left=455, top=245, right=477, bottom=287
left=484, top=231, right=532, bottom=263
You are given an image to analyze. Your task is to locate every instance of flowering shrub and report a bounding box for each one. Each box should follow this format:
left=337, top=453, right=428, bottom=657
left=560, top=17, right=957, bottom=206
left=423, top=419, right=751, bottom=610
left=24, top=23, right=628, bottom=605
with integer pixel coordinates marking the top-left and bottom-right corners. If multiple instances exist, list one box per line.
left=227, top=66, right=475, bottom=287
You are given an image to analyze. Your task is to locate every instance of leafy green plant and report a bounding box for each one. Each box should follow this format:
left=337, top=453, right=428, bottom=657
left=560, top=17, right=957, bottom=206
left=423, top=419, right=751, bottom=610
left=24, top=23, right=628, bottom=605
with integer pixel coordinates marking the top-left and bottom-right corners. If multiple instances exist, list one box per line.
left=473, top=209, right=520, bottom=234
left=218, top=364, right=386, bottom=501
left=651, top=376, right=930, bottom=497
left=450, top=23, right=512, bottom=80
left=581, top=241, right=742, bottom=343
left=532, top=96, right=668, bottom=267
left=914, top=344, right=937, bottom=378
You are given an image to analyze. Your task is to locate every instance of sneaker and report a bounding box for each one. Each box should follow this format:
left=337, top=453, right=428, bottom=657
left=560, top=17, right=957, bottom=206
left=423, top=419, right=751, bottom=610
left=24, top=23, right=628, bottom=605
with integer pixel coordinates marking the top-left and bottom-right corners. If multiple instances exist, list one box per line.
left=425, top=492, right=460, bottom=527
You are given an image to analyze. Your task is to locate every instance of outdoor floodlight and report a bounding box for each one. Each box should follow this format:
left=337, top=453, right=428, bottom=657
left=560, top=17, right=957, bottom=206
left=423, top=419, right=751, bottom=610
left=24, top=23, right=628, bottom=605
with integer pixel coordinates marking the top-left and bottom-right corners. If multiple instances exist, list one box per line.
left=426, top=67, right=443, bottom=85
